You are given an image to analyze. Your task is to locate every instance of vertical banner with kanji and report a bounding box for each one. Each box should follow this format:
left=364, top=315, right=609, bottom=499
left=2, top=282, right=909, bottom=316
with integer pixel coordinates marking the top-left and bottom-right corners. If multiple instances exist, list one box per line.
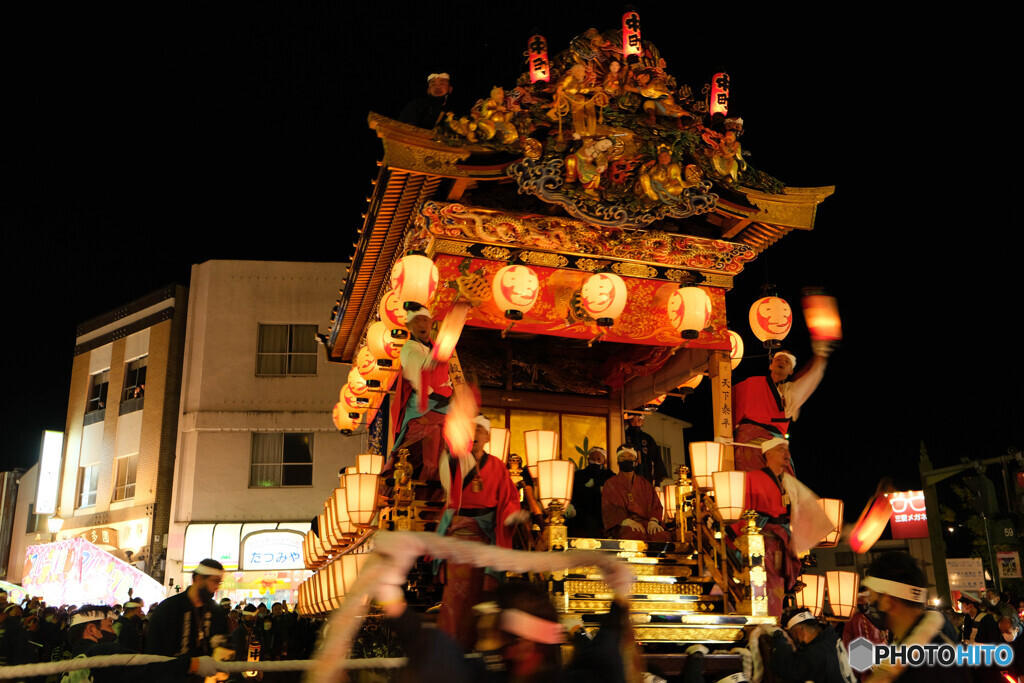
left=709, top=350, right=733, bottom=469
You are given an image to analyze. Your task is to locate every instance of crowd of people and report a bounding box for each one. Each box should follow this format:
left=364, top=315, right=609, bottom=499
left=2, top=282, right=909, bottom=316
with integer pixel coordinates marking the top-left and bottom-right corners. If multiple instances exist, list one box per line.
left=0, top=568, right=324, bottom=682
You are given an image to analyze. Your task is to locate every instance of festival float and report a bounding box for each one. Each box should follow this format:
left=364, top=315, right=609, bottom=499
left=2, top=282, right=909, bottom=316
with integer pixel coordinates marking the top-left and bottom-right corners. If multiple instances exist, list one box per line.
left=304, top=11, right=842, bottom=675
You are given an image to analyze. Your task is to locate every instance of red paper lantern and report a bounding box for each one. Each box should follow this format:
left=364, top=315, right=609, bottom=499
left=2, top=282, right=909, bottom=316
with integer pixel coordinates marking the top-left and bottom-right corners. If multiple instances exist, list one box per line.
left=340, top=385, right=369, bottom=415
left=366, top=321, right=401, bottom=367
left=492, top=265, right=540, bottom=320
left=801, top=292, right=843, bottom=342
left=433, top=302, right=469, bottom=364
left=526, top=34, right=550, bottom=84
left=748, top=296, right=793, bottom=347
left=391, top=254, right=438, bottom=311
left=621, top=11, right=642, bottom=59
left=667, top=287, right=712, bottom=339
left=332, top=403, right=361, bottom=434
left=580, top=272, right=628, bottom=326
left=728, top=330, right=744, bottom=369
left=709, top=72, right=730, bottom=118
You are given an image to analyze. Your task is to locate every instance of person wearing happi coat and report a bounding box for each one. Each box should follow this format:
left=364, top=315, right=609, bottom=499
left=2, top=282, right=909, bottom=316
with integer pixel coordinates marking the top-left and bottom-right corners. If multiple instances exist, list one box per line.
left=388, top=306, right=453, bottom=482
left=732, top=344, right=832, bottom=473
left=602, top=445, right=672, bottom=542
left=436, top=414, right=528, bottom=650
left=732, top=438, right=833, bottom=617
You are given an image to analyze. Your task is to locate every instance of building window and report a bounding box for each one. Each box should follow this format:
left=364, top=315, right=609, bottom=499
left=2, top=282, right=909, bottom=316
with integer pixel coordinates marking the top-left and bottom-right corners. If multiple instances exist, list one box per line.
left=256, top=324, right=318, bottom=375
left=120, top=356, right=147, bottom=415
left=26, top=503, right=41, bottom=534
left=86, top=370, right=109, bottom=417
left=249, top=433, right=313, bottom=487
left=78, top=465, right=99, bottom=508
left=113, top=455, right=138, bottom=501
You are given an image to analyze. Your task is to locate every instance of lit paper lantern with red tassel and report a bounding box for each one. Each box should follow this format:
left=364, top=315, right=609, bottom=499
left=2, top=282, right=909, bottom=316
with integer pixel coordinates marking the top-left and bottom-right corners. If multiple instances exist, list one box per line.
left=749, top=296, right=793, bottom=347
left=492, top=265, right=539, bottom=320
left=728, top=330, right=744, bottom=369
left=667, top=287, right=712, bottom=339
left=526, top=34, right=550, bottom=83
left=379, top=290, right=407, bottom=335
left=433, top=302, right=469, bottom=364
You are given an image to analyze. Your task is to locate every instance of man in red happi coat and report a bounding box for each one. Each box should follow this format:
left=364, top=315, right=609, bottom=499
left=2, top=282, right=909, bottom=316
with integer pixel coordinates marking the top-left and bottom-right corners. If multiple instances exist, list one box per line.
left=602, top=445, right=672, bottom=542
left=436, top=414, right=527, bottom=649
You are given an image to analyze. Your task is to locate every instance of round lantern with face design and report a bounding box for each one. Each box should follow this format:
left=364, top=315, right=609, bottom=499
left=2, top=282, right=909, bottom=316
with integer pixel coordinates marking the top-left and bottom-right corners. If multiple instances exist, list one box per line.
left=580, top=272, right=628, bottom=326
left=749, top=296, right=792, bottom=347
left=492, top=265, right=540, bottom=320
left=332, top=403, right=361, bottom=434
left=355, top=346, right=392, bottom=389
left=390, top=254, right=439, bottom=311
left=728, top=330, right=744, bottom=370
left=366, top=322, right=399, bottom=368
left=667, top=287, right=712, bottom=339
left=378, top=290, right=408, bottom=338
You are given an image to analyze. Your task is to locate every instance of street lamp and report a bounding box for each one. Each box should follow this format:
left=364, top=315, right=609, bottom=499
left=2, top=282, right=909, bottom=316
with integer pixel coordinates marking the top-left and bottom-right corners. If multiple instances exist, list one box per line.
left=47, top=512, right=64, bottom=542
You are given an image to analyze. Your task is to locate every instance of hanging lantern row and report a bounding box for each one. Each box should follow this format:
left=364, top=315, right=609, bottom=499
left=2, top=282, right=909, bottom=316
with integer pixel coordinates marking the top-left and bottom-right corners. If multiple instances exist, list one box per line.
left=391, top=253, right=439, bottom=311
left=302, top=455, right=382, bottom=571
left=296, top=551, right=370, bottom=617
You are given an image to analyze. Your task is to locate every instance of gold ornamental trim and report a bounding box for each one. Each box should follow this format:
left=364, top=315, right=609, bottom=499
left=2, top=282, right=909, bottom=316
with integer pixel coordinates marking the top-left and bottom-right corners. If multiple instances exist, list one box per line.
left=568, top=539, right=602, bottom=550
left=575, top=258, right=602, bottom=272
left=480, top=245, right=512, bottom=261
left=664, top=269, right=698, bottom=284
left=519, top=251, right=569, bottom=268
left=703, top=273, right=734, bottom=288
left=433, top=239, right=474, bottom=257
left=611, top=262, right=658, bottom=279
left=633, top=627, right=745, bottom=642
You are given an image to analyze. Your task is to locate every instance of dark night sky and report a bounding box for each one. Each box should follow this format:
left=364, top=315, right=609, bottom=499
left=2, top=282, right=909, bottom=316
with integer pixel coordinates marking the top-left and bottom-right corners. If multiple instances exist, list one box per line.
left=5, top=4, right=1020, bottom=518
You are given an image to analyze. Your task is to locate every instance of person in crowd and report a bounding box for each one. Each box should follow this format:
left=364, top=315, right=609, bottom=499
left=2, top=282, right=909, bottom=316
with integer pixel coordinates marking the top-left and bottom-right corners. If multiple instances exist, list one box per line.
left=226, top=604, right=264, bottom=682
left=568, top=446, right=614, bottom=538
left=623, top=413, right=669, bottom=485
left=0, top=602, right=34, bottom=667
left=860, top=552, right=969, bottom=683
left=985, top=588, right=1017, bottom=620
left=435, top=414, right=526, bottom=649
left=770, top=608, right=856, bottom=683
left=958, top=591, right=1001, bottom=644
left=844, top=590, right=888, bottom=680
left=145, top=558, right=228, bottom=658
left=602, top=445, right=671, bottom=542
left=113, top=599, right=143, bottom=652
left=67, top=604, right=221, bottom=682
left=733, top=345, right=832, bottom=473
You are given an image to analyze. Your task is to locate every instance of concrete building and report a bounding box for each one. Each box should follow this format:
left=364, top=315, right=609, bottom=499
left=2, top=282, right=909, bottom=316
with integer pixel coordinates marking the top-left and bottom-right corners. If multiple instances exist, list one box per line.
left=168, top=260, right=356, bottom=604
left=6, top=286, right=189, bottom=585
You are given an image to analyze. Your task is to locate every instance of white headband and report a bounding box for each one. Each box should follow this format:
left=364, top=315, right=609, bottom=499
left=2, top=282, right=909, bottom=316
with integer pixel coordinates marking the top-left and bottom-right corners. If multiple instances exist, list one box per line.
left=195, top=563, right=224, bottom=577
left=616, top=445, right=637, bottom=459
left=500, top=608, right=565, bottom=644
left=428, top=72, right=450, bottom=82
left=786, top=610, right=816, bottom=630
left=774, top=351, right=796, bottom=367
left=406, top=307, right=432, bottom=322
left=761, top=437, right=789, bottom=453
left=474, top=414, right=491, bottom=433
left=71, top=610, right=108, bottom=627
left=861, top=576, right=927, bottom=603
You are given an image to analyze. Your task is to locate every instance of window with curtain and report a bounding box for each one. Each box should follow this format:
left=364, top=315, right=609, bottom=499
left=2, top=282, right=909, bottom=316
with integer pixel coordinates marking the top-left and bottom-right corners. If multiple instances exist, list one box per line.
left=78, top=465, right=99, bottom=508
left=256, top=324, right=318, bottom=375
left=249, top=433, right=314, bottom=487
left=113, top=454, right=138, bottom=501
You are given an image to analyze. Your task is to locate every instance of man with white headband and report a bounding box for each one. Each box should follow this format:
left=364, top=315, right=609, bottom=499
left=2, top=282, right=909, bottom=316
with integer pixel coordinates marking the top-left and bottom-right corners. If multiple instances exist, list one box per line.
left=602, top=445, right=671, bottom=542
left=435, top=413, right=526, bottom=649
left=145, top=558, right=229, bottom=661
left=69, top=604, right=222, bottom=681
left=389, top=305, right=455, bottom=481
left=113, top=598, right=143, bottom=652
left=859, top=552, right=968, bottom=683
left=733, top=343, right=832, bottom=472
left=399, top=71, right=453, bottom=129
left=769, top=608, right=857, bottom=683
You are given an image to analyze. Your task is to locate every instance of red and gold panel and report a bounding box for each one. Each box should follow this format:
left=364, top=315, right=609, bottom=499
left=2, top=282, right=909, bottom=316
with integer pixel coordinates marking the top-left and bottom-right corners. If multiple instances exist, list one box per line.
left=431, top=256, right=728, bottom=349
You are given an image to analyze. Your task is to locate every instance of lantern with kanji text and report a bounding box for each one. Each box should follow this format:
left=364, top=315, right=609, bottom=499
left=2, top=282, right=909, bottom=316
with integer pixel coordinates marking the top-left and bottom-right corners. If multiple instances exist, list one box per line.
left=526, top=34, right=550, bottom=83
left=710, top=72, right=730, bottom=119
left=580, top=272, right=628, bottom=327
left=621, top=11, right=642, bottom=60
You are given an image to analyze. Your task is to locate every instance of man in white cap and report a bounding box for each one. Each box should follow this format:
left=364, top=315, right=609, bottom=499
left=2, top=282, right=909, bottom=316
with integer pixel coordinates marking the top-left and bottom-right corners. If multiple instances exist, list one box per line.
left=733, top=345, right=831, bottom=472
left=398, top=72, right=453, bottom=128
left=602, top=445, right=671, bottom=542
left=145, top=558, right=228, bottom=660
left=389, top=305, right=455, bottom=481
left=435, top=413, right=526, bottom=649
left=69, top=604, right=222, bottom=681
left=769, top=608, right=857, bottom=683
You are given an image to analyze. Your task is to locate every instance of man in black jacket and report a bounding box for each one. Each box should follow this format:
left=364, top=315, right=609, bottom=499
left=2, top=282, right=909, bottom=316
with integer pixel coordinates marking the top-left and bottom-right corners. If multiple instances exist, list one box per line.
left=771, top=608, right=857, bottom=683
left=144, top=558, right=228, bottom=659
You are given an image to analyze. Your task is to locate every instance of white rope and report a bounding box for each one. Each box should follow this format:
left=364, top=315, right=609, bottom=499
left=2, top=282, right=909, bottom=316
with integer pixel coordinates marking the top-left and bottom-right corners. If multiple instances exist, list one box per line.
left=306, top=530, right=633, bottom=683
left=0, top=655, right=407, bottom=679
